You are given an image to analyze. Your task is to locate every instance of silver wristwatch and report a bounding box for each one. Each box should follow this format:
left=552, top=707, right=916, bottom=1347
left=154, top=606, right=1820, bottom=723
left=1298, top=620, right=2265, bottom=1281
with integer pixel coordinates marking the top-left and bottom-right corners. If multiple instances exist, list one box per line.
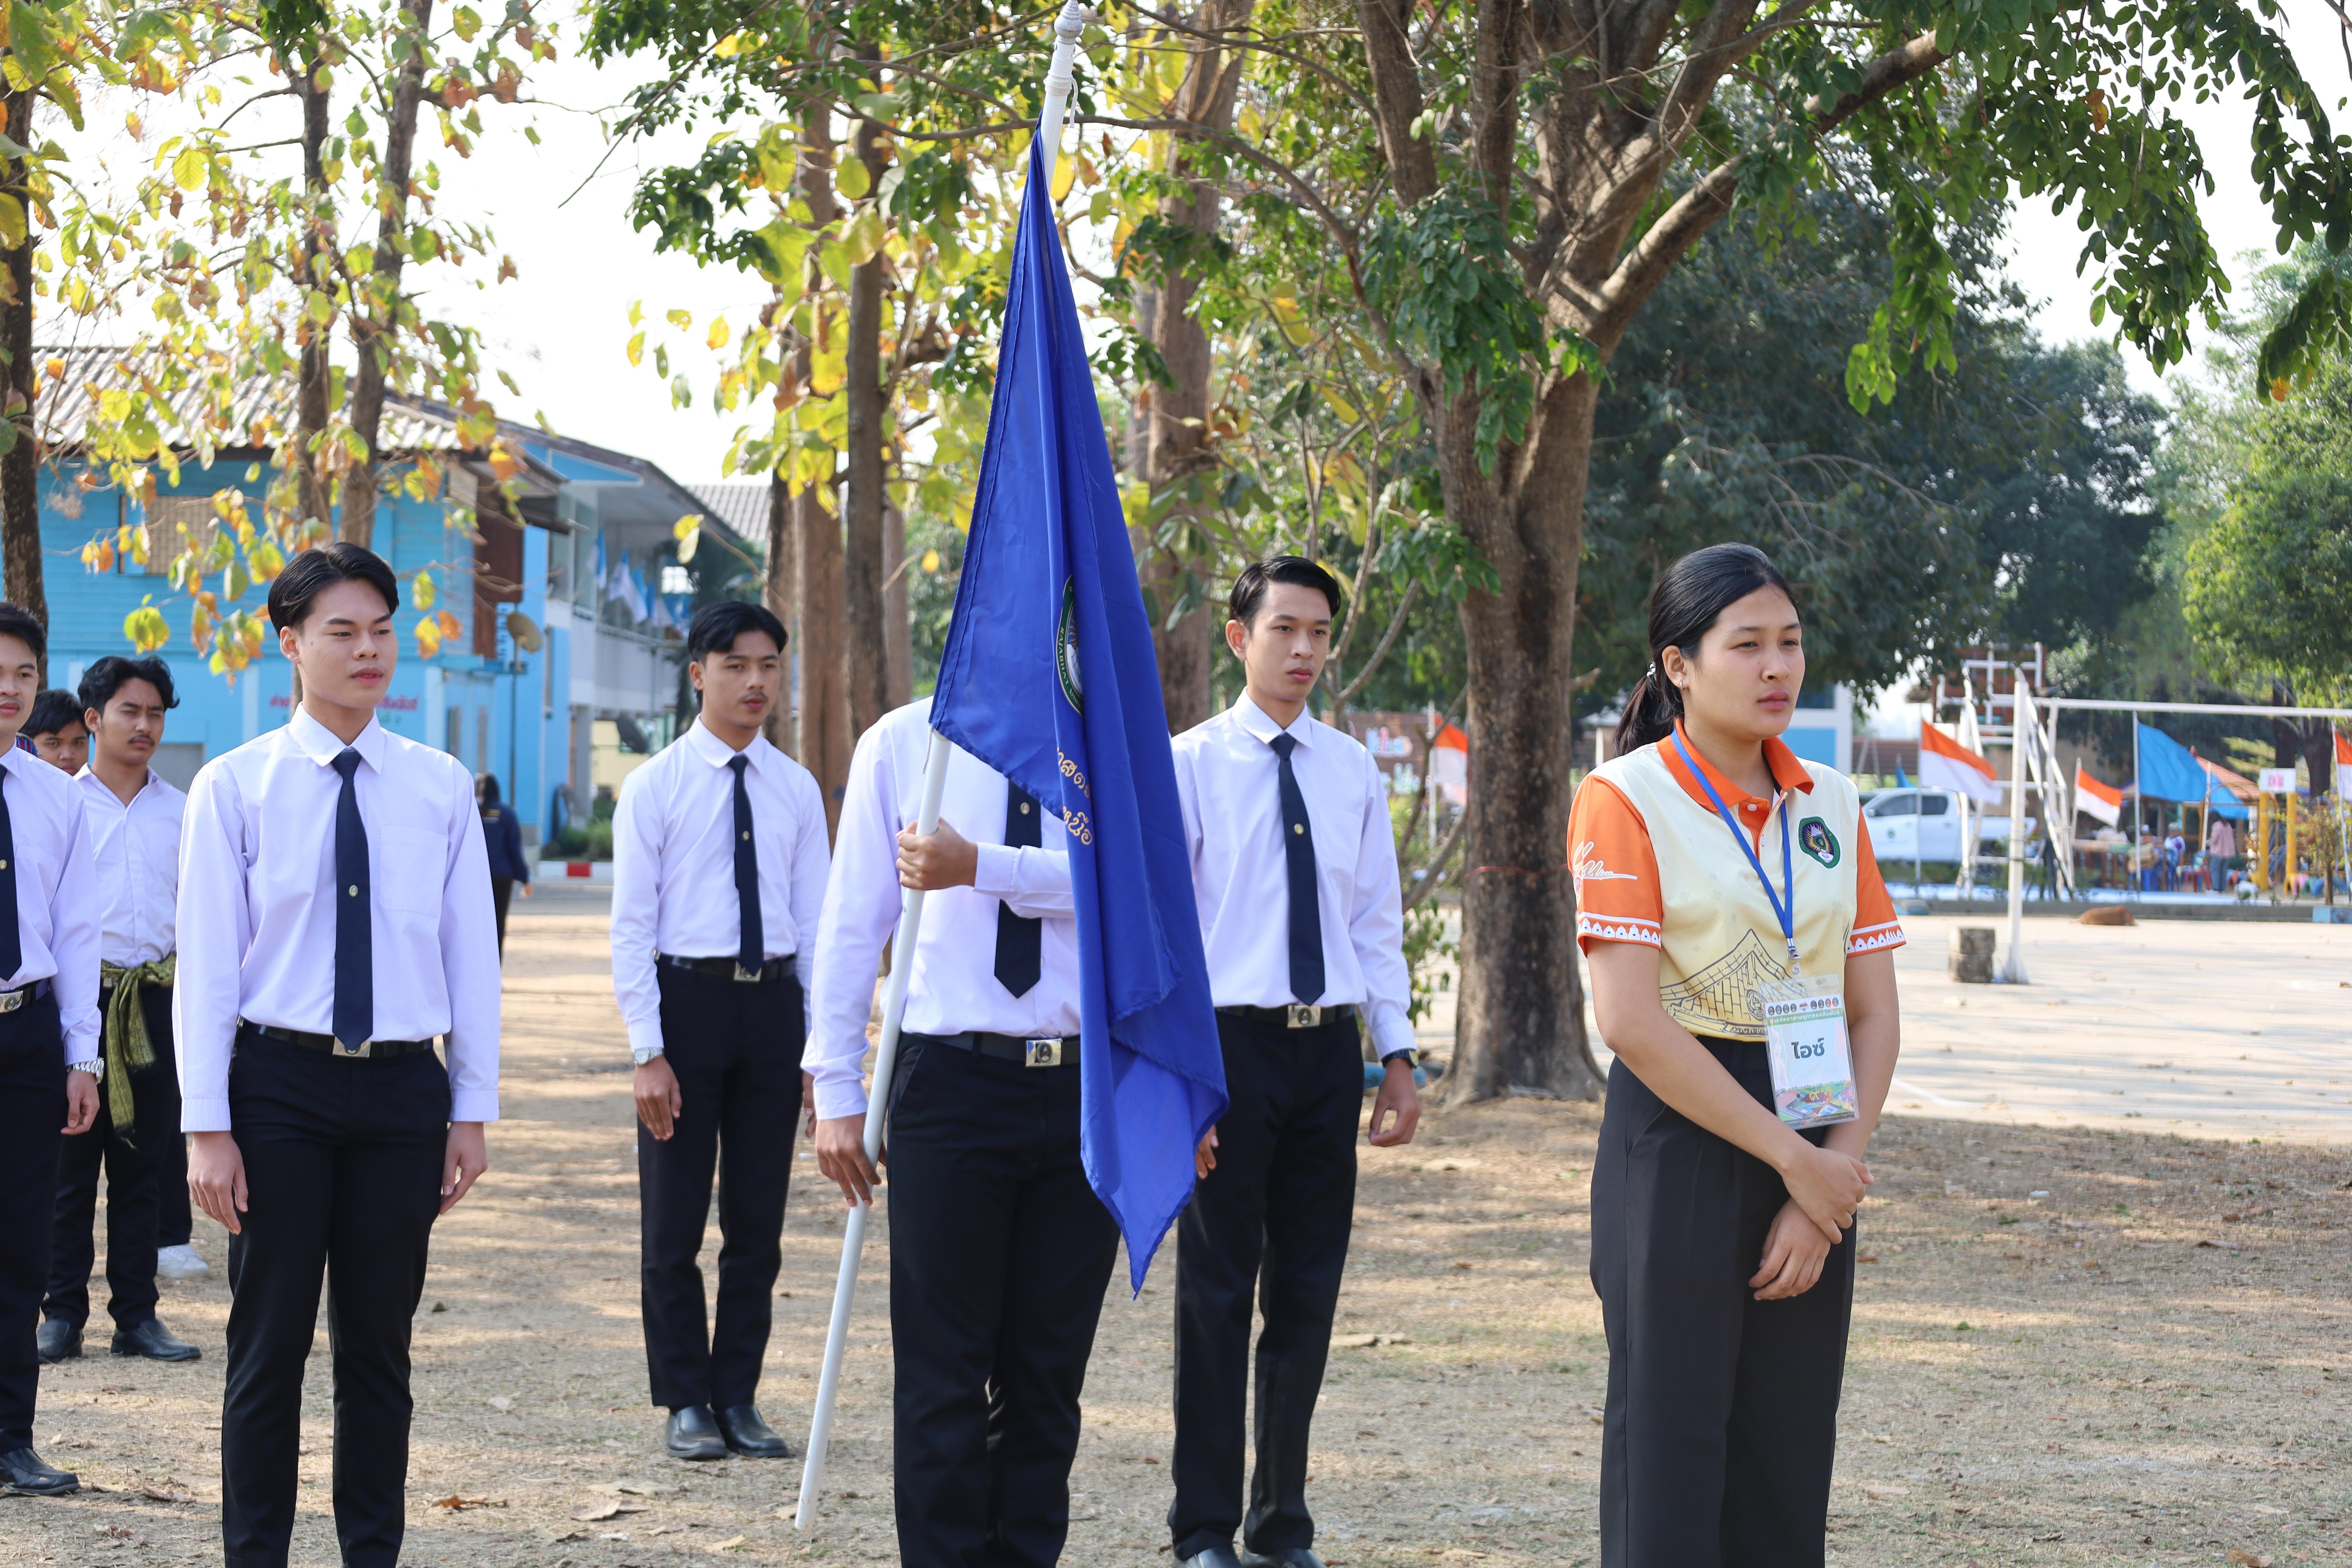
left=68, top=1059, right=103, bottom=1081
left=631, top=1045, right=665, bottom=1067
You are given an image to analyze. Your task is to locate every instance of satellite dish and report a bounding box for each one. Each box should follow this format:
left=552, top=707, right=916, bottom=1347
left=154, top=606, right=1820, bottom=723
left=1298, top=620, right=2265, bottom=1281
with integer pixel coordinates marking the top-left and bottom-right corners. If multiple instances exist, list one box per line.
left=504, top=610, right=544, bottom=653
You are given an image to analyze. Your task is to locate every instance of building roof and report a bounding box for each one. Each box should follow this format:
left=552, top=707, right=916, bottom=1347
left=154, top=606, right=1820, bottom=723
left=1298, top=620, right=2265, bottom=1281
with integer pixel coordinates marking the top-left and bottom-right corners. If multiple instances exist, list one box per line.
left=32, top=344, right=565, bottom=499
left=685, top=481, right=772, bottom=541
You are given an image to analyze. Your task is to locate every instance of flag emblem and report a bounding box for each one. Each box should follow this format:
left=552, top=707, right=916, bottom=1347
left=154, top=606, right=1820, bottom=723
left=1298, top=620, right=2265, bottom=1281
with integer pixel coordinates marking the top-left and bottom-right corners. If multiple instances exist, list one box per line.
left=1798, top=817, right=1840, bottom=868
left=1056, top=577, right=1083, bottom=713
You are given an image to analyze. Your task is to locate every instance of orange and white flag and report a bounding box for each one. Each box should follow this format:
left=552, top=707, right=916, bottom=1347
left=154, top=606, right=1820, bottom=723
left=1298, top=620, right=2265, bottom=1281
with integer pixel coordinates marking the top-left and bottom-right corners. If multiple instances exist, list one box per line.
left=2074, top=761, right=2123, bottom=827
left=2336, top=730, right=2352, bottom=794
left=1920, top=721, right=2002, bottom=805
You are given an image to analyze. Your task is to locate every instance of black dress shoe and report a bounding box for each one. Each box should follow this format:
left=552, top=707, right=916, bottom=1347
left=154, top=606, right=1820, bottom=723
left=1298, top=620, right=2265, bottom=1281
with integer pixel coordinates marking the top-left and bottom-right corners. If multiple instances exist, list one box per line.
left=1239, top=1551, right=1325, bottom=1568
left=663, top=1406, right=729, bottom=1461
left=34, top=1318, right=80, bottom=1363
left=715, top=1404, right=790, bottom=1458
left=1177, top=1550, right=1243, bottom=1568
left=111, top=1317, right=201, bottom=1362
left=0, top=1447, right=79, bottom=1496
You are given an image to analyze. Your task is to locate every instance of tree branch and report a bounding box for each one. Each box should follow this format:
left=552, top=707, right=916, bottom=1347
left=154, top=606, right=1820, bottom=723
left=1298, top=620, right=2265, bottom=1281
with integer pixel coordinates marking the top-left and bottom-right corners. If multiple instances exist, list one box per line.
left=1352, top=0, right=1437, bottom=205
left=1588, top=26, right=1947, bottom=347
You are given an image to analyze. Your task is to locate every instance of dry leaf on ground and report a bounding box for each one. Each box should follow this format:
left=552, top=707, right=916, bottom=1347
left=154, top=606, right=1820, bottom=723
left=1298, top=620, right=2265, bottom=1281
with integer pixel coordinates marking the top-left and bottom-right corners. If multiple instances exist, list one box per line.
left=573, top=1502, right=648, bottom=1522
left=430, top=1495, right=505, bottom=1511
left=2226, top=1551, right=2274, bottom=1567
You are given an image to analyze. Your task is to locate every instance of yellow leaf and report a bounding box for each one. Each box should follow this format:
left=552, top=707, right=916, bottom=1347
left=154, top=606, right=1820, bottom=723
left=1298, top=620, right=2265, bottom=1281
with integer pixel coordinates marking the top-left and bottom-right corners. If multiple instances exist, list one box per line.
left=667, top=308, right=693, bottom=332
left=920, top=548, right=940, bottom=573
left=416, top=618, right=442, bottom=658
left=809, top=348, right=846, bottom=396
left=626, top=331, right=645, bottom=367
left=413, top=570, right=435, bottom=609
left=487, top=446, right=518, bottom=481
left=836, top=158, right=871, bottom=201
left=170, top=145, right=206, bottom=192
left=842, top=208, right=884, bottom=266
left=1050, top=149, right=1078, bottom=203
left=706, top=317, right=730, bottom=351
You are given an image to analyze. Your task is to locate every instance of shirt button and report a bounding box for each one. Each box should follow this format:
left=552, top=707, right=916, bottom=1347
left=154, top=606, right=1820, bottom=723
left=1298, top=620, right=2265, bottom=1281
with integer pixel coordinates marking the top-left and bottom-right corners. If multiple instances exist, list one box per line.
left=349, top=885, right=359, bottom=896
left=1293, top=823, right=1305, bottom=834
left=1020, top=802, right=1031, bottom=814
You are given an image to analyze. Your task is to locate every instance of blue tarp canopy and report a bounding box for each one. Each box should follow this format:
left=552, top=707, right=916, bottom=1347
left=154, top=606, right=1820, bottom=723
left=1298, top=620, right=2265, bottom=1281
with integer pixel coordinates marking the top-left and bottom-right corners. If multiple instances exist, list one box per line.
left=2137, top=723, right=2250, bottom=819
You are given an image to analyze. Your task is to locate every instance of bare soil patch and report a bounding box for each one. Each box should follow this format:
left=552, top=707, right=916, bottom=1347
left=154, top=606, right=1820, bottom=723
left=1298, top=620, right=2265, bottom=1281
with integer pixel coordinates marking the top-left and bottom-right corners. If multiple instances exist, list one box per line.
left=4, top=887, right=2346, bottom=1566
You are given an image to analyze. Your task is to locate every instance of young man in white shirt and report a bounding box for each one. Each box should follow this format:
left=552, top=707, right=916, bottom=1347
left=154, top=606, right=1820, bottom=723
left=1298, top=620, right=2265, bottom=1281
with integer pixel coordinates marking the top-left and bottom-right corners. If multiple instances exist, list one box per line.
left=39, top=656, right=200, bottom=1366
left=609, top=599, right=829, bottom=1463
left=807, top=697, right=1115, bottom=1568
left=178, top=543, right=499, bottom=1567
left=1166, top=557, right=1422, bottom=1568
left=0, top=603, right=102, bottom=1501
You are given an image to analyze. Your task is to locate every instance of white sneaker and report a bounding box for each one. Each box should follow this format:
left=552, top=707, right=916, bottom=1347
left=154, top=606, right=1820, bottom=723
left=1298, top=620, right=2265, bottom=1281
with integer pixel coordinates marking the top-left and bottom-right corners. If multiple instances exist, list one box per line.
left=156, top=1244, right=210, bottom=1282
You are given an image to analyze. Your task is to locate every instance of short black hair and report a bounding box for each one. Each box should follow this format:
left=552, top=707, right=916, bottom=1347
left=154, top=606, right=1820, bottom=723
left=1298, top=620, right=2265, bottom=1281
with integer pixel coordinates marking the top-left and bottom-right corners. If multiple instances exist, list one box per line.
left=1230, top=556, right=1343, bottom=628
left=0, top=601, right=46, bottom=663
left=476, top=771, right=501, bottom=807
left=26, top=689, right=85, bottom=739
left=686, top=600, right=787, bottom=663
left=79, top=655, right=178, bottom=716
left=267, top=541, right=400, bottom=631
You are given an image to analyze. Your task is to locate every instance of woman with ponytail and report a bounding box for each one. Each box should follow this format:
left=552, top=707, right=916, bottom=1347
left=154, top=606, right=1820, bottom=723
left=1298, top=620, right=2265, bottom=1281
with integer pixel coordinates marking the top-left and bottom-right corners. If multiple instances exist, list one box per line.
left=1571, top=544, right=1905, bottom=1567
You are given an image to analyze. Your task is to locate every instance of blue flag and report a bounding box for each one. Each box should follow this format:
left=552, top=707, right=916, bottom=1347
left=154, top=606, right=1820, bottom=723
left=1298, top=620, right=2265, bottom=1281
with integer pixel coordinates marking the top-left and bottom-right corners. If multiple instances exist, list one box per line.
left=929, top=142, right=1227, bottom=1291
left=1895, top=761, right=1911, bottom=789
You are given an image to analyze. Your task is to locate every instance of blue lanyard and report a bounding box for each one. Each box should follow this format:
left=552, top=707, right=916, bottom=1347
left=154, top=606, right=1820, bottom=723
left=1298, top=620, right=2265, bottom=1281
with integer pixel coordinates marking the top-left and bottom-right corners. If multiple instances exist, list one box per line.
left=1671, top=729, right=1800, bottom=972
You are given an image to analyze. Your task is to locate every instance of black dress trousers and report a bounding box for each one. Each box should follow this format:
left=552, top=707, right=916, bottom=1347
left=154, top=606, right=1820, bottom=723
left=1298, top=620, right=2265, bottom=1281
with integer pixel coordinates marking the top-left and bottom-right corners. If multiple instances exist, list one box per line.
left=1589, top=1036, right=1855, bottom=1568
left=219, top=1030, right=450, bottom=1568
left=0, top=991, right=64, bottom=1452
left=46, top=981, right=179, bottom=1330
left=887, top=1036, right=1121, bottom=1568
left=1170, top=1010, right=1363, bottom=1560
left=638, top=964, right=804, bottom=1411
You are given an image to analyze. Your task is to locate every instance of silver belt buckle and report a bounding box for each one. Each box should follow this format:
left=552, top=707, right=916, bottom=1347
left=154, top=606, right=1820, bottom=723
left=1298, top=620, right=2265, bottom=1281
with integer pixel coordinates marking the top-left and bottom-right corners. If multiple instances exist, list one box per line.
left=1285, top=1004, right=1323, bottom=1029
left=335, top=1037, right=372, bottom=1058
left=0, top=990, right=23, bottom=1014
left=733, top=963, right=763, bottom=983
left=1023, top=1038, right=1063, bottom=1068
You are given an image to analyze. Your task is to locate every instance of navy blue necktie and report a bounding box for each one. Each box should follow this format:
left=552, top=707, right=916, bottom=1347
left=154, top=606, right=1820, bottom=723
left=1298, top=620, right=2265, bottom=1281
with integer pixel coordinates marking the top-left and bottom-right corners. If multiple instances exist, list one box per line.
left=1270, top=733, right=1324, bottom=1004
left=728, top=754, right=763, bottom=973
left=331, top=749, right=373, bottom=1050
left=993, top=784, right=1041, bottom=997
left=0, top=767, right=20, bottom=983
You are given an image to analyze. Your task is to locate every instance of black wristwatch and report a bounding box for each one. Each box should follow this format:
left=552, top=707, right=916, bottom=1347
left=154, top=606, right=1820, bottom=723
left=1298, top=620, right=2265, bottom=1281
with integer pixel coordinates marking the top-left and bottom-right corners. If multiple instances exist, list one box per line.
left=1381, top=1047, right=1418, bottom=1071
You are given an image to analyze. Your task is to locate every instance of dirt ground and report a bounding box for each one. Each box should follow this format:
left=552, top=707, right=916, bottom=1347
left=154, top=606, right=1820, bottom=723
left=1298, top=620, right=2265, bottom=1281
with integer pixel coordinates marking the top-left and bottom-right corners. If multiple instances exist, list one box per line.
left=4, top=884, right=2348, bottom=1566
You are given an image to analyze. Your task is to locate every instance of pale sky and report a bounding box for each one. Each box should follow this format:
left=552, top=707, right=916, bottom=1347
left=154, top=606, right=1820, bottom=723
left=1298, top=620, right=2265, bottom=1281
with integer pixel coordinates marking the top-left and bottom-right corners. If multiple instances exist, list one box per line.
left=57, top=3, right=2352, bottom=501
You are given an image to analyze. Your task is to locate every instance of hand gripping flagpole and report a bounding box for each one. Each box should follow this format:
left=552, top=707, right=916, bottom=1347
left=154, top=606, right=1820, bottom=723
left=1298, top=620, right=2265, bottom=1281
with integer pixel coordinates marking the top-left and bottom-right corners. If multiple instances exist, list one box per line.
left=793, top=2, right=1091, bottom=1531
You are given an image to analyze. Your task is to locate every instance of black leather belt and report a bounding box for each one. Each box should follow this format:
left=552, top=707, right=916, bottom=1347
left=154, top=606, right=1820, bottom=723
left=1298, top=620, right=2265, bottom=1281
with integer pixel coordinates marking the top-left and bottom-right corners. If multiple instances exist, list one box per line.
left=1217, top=1003, right=1351, bottom=1031
left=238, top=1020, right=436, bottom=1060
left=905, top=1029, right=1077, bottom=1068
left=658, top=953, right=796, bottom=984
left=0, top=977, right=52, bottom=1014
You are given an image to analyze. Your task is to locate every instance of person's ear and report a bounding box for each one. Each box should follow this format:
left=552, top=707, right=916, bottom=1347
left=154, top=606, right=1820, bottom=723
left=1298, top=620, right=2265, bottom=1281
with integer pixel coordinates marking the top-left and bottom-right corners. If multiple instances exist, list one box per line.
left=1224, top=618, right=1248, bottom=660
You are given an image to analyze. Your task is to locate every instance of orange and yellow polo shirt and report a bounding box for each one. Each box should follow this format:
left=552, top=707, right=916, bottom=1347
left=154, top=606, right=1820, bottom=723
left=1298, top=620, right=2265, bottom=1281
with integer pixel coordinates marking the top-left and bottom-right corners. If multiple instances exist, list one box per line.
left=1569, top=721, right=1903, bottom=1041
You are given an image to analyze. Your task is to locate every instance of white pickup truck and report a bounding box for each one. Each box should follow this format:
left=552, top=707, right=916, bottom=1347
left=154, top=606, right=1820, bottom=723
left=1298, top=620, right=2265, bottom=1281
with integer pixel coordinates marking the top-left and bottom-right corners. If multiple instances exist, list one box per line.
left=1861, top=788, right=2034, bottom=862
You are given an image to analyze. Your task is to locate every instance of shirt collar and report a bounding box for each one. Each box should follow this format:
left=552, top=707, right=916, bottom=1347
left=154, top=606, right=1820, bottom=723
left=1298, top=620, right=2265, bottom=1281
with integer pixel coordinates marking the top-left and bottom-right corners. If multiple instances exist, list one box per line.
left=1230, top=691, right=1316, bottom=750
left=687, top=715, right=771, bottom=773
left=1660, top=719, right=1813, bottom=816
left=72, top=765, right=160, bottom=805
left=286, top=705, right=389, bottom=772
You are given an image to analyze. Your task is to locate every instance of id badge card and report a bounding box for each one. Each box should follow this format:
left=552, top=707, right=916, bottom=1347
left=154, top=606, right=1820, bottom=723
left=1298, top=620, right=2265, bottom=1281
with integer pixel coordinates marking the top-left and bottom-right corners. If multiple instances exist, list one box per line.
left=1753, top=972, right=1858, bottom=1130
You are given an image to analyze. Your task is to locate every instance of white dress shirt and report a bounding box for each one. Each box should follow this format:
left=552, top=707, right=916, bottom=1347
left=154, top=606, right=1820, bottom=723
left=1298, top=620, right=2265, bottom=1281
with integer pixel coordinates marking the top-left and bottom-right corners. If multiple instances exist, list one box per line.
left=0, top=746, right=100, bottom=1065
left=174, top=707, right=502, bottom=1133
left=75, top=766, right=184, bottom=966
left=608, top=717, right=831, bottom=1057
left=1172, top=693, right=1416, bottom=1059
left=803, top=698, right=1077, bottom=1121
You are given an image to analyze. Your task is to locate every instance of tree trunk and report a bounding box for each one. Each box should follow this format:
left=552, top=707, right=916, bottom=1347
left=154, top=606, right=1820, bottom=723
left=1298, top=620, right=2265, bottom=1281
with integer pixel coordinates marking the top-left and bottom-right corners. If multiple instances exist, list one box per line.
left=0, top=88, right=43, bottom=628
left=1132, top=0, right=1251, bottom=735
left=841, top=108, right=892, bottom=741
left=797, top=484, right=850, bottom=835
left=1438, top=375, right=1599, bottom=1103
left=790, top=99, right=850, bottom=831
left=342, top=0, right=433, bottom=548
left=763, top=468, right=796, bottom=753
left=883, top=501, right=911, bottom=707
left=292, top=53, right=334, bottom=530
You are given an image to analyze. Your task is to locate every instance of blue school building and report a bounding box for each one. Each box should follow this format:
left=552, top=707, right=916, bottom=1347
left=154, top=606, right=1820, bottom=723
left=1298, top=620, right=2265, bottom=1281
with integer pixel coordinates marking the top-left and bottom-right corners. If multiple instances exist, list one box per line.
left=37, top=352, right=760, bottom=855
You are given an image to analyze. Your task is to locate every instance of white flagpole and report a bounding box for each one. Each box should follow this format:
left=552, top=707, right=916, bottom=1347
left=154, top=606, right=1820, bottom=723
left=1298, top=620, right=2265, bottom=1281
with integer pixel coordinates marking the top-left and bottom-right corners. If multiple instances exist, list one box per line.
left=1998, top=685, right=2032, bottom=983
left=793, top=1, right=1091, bottom=1531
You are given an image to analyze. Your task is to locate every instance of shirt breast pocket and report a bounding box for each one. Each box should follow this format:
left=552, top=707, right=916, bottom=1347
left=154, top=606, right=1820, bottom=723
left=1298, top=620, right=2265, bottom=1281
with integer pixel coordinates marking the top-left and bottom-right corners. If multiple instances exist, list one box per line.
left=376, top=829, right=449, bottom=916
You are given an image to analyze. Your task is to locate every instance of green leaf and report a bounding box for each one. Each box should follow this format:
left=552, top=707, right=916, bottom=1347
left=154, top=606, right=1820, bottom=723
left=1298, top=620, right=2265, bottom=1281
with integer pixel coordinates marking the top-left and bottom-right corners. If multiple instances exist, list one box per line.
left=170, top=145, right=206, bottom=192
left=452, top=5, right=480, bottom=40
